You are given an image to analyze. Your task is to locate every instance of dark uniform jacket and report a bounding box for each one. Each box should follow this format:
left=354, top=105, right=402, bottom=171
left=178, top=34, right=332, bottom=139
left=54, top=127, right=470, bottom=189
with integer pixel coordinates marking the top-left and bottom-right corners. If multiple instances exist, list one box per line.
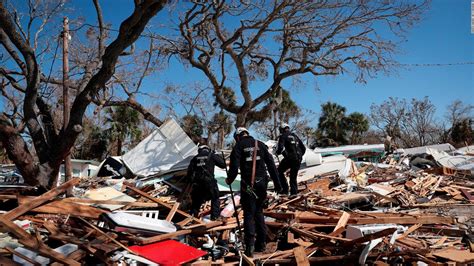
left=227, top=136, right=280, bottom=189
left=276, top=131, right=306, bottom=161
left=187, top=148, right=226, bottom=183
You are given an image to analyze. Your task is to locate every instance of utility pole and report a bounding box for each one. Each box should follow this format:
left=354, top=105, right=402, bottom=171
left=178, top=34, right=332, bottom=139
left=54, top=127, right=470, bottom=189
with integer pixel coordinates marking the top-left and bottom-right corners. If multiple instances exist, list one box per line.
left=62, top=17, right=72, bottom=194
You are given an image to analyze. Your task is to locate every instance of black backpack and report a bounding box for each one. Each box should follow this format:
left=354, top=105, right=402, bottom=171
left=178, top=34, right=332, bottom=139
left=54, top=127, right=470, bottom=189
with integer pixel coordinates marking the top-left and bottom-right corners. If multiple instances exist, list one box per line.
left=192, top=151, right=214, bottom=182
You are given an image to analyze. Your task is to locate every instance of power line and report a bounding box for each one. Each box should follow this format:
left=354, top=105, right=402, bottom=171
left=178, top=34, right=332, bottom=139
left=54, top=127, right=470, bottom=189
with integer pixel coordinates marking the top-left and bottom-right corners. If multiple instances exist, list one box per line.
left=70, top=23, right=474, bottom=68
left=395, top=62, right=474, bottom=67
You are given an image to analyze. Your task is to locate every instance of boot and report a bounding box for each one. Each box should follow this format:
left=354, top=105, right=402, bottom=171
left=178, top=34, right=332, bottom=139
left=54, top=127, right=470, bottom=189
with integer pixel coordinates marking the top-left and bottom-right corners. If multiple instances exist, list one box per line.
left=244, top=245, right=254, bottom=257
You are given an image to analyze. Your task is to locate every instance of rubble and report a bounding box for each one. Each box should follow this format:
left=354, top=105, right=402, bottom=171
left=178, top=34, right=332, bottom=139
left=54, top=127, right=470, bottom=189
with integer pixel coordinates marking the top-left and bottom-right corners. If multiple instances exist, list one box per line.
left=0, top=127, right=473, bottom=264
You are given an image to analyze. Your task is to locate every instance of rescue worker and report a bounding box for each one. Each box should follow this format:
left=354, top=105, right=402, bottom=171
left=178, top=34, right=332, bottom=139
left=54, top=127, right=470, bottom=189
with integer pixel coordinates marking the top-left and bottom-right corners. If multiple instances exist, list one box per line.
left=187, top=144, right=226, bottom=220
left=225, top=127, right=281, bottom=257
left=276, top=123, right=306, bottom=196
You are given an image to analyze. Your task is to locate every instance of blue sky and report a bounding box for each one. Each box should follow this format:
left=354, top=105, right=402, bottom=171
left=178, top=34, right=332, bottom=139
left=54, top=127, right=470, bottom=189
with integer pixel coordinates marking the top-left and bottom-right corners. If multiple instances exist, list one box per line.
left=78, top=0, right=474, bottom=122
left=4, top=0, right=473, bottom=126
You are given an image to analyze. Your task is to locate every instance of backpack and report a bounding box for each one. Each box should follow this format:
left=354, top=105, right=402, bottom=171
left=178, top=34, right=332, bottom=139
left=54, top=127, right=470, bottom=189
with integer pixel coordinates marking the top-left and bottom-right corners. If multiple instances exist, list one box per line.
left=192, top=151, right=214, bottom=182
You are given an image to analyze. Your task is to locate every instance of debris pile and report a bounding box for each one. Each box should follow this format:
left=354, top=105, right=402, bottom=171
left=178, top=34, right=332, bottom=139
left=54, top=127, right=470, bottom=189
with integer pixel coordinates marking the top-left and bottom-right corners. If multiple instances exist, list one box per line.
left=0, top=121, right=472, bottom=265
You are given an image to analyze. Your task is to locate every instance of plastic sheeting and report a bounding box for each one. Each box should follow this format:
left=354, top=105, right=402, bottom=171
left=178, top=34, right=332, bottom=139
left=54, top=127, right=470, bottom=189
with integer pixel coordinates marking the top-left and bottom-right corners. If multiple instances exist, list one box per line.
left=122, top=119, right=198, bottom=177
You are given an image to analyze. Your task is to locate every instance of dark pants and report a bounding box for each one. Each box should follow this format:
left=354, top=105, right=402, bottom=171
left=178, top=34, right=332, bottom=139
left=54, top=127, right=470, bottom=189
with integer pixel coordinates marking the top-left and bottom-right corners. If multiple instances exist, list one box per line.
left=190, top=179, right=220, bottom=220
left=241, top=179, right=267, bottom=248
left=278, top=157, right=301, bottom=195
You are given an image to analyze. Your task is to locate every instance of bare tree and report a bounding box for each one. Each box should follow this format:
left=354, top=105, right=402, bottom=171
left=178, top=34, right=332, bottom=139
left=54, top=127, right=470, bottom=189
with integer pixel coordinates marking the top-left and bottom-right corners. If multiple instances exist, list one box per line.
left=370, top=97, right=440, bottom=148
left=402, top=97, right=437, bottom=146
left=0, top=0, right=166, bottom=188
left=370, top=97, right=407, bottom=145
left=162, top=1, right=427, bottom=127
left=445, top=100, right=474, bottom=127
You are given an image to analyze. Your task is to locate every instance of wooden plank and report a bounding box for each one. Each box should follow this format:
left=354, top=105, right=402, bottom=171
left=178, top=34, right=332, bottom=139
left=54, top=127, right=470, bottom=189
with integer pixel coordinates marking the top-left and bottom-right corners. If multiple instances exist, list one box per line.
left=61, top=197, right=160, bottom=207
left=329, top=211, right=350, bottom=237
left=434, top=236, right=448, bottom=246
left=78, top=217, right=136, bottom=255
left=137, top=229, right=192, bottom=245
left=253, top=249, right=294, bottom=260
left=124, top=184, right=204, bottom=225
left=296, top=212, right=454, bottom=225
left=270, top=195, right=304, bottom=210
left=2, top=178, right=80, bottom=221
left=398, top=223, right=422, bottom=240
left=241, top=253, right=255, bottom=266
left=432, top=247, right=474, bottom=263
left=176, top=217, right=193, bottom=227
left=165, top=202, right=180, bottom=222
left=139, top=221, right=223, bottom=245
left=343, top=228, right=396, bottom=247
left=291, top=227, right=349, bottom=242
left=287, top=231, right=295, bottom=244
left=293, top=246, right=310, bottom=266
left=18, top=197, right=107, bottom=219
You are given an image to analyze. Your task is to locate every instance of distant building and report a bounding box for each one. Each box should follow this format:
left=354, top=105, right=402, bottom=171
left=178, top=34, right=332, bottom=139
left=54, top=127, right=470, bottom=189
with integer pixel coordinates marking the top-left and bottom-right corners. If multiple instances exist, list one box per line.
left=59, top=159, right=100, bottom=179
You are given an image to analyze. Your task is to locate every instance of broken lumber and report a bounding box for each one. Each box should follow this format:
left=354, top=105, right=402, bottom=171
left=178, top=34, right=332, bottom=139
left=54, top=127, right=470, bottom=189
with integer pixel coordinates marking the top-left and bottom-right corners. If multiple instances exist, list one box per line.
left=2, top=178, right=80, bottom=221
left=294, top=246, right=310, bottom=266
left=124, top=183, right=204, bottom=225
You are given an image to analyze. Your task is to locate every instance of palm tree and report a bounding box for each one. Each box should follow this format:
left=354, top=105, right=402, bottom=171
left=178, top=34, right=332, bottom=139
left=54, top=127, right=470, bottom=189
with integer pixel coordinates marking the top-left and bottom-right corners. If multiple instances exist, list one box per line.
left=268, top=88, right=300, bottom=139
left=104, top=106, right=143, bottom=155
left=318, top=102, right=347, bottom=145
left=346, top=112, right=369, bottom=144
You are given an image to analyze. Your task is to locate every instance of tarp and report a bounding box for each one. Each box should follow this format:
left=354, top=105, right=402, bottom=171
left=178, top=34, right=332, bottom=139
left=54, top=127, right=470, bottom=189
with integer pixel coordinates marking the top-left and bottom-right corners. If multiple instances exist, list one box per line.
left=122, top=119, right=198, bottom=177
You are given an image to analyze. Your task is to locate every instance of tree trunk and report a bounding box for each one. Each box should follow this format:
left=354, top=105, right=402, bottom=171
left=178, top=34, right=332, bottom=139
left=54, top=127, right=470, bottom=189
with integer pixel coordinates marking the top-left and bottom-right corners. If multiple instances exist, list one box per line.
left=206, top=127, right=212, bottom=147
left=218, top=128, right=224, bottom=149
left=117, top=138, right=122, bottom=156
left=38, top=162, right=61, bottom=189
left=272, top=109, right=278, bottom=140
left=0, top=129, right=39, bottom=186
left=235, top=113, right=248, bottom=128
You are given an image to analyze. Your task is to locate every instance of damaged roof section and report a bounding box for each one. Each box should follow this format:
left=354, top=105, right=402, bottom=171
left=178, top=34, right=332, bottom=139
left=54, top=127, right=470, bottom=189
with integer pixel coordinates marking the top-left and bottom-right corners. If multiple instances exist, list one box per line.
left=122, top=118, right=199, bottom=177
